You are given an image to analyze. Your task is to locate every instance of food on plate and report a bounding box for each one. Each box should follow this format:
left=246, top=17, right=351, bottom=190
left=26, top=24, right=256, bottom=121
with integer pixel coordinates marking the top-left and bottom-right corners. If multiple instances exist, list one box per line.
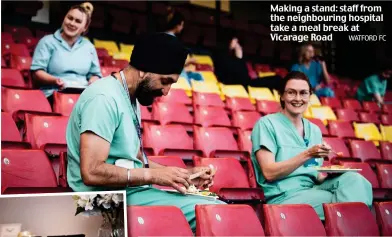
left=185, top=185, right=218, bottom=197
left=187, top=184, right=198, bottom=194
left=318, top=165, right=346, bottom=170
left=336, top=152, right=344, bottom=157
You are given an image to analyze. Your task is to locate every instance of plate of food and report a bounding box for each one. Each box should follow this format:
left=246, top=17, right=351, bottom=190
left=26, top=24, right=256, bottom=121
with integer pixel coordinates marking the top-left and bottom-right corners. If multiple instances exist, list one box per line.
left=314, top=165, right=362, bottom=173
left=162, top=185, right=219, bottom=201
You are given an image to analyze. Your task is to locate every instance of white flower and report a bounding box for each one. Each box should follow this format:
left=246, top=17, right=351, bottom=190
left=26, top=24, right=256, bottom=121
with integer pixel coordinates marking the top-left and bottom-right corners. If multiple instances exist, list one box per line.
left=97, top=194, right=113, bottom=209
left=112, top=194, right=123, bottom=206
left=77, top=195, right=97, bottom=211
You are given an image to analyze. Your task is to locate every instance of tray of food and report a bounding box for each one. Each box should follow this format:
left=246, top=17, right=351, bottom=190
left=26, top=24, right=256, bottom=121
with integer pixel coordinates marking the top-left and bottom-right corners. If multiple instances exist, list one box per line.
left=314, top=165, right=362, bottom=173
left=162, top=185, right=219, bottom=200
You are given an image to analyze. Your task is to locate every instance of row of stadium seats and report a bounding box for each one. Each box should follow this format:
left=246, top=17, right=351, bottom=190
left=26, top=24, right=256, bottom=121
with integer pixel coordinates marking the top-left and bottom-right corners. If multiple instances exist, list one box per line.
left=129, top=202, right=392, bottom=236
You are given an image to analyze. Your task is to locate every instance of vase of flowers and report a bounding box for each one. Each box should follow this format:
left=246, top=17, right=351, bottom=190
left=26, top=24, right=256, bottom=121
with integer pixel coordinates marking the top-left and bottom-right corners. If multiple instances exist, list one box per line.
left=73, top=193, right=124, bottom=237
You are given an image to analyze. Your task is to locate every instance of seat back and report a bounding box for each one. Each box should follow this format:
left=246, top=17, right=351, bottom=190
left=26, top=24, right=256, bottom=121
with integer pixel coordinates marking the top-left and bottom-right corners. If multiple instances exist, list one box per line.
left=323, top=202, right=379, bottom=236
left=100, top=66, right=120, bottom=77
left=127, top=206, right=193, bottom=236
left=148, top=156, right=187, bottom=168
left=93, top=39, right=119, bottom=55
left=349, top=140, right=382, bottom=162
left=220, top=84, right=249, bottom=98
left=256, top=100, right=281, bottom=114
left=225, top=97, right=255, bottom=111
left=335, top=108, right=359, bottom=122
left=10, top=55, right=32, bottom=71
left=152, top=102, right=193, bottom=125
left=323, top=137, right=351, bottom=159
left=341, top=162, right=379, bottom=188
left=310, top=106, right=337, bottom=125
left=1, top=149, right=58, bottom=191
left=263, top=204, right=326, bottom=236
left=193, top=157, right=250, bottom=192
left=328, top=121, right=356, bottom=138
left=237, top=130, right=252, bottom=152
left=1, top=112, right=21, bottom=142
left=248, top=86, right=275, bottom=103
left=353, top=123, right=383, bottom=141
left=1, top=68, right=26, bottom=88
left=192, top=91, right=225, bottom=107
left=374, top=202, right=392, bottom=236
left=363, top=101, right=381, bottom=113
left=380, top=125, right=392, bottom=143
left=359, top=112, right=381, bottom=124
left=232, top=111, right=261, bottom=131
left=343, top=99, right=362, bottom=111
left=381, top=114, right=392, bottom=125
left=308, top=118, right=329, bottom=136
left=157, top=89, right=191, bottom=105
left=52, top=92, right=80, bottom=116
left=380, top=142, right=392, bottom=161
left=321, top=97, right=342, bottom=109
left=196, top=204, right=265, bottom=236
left=194, top=127, right=239, bottom=157
left=194, top=105, right=231, bottom=127
left=375, top=164, right=392, bottom=188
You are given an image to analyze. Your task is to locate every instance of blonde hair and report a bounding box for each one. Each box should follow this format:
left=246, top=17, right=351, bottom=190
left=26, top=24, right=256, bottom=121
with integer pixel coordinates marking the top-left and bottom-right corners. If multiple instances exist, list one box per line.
left=67, top=2, right=94, bottom=35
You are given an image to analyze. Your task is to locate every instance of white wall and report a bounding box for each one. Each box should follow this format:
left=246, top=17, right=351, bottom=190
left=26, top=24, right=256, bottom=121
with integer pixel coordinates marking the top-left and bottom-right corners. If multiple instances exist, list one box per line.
left=0, top=195, right=106, bottom=237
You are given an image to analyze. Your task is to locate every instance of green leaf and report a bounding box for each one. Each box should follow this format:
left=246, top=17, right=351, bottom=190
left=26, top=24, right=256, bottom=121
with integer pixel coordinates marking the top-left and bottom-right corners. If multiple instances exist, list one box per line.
left=75, top=206, right=84, bottom=216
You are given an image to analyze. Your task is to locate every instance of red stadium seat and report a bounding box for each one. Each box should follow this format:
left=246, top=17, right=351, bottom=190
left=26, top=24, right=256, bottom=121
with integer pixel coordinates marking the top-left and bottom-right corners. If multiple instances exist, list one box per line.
left=157, top=89, right=191, bottom=105
left=192, top=92, right=225, bottom=108
left=196, top=205, right=265, bottom=236
left=263, top=204, right=326, bottom=236
left=193, top=157, right=263, bottom=202
left=328, top=120, right=356, bottom=139
left=52, top=92, right=80, bottom=116
left=101, top=66, right=120, bottom=77
left=104, top=58, right=129, bottom=68
left=127, top=206, right=193, bottom=237
left=335, top=108, right=359, bottom=122
left=321, top=97, right=342, bottom=109
left=1, top=68, right=27, bottom=88
left=237, top=130, right=252, bottom=153
left=1, top=149, right=58, bottom=194
left=193, top=126, right=248, bottom=159
left=374, top=202, right=392, bottom=236
left=225, top=97, right=255, bottom=111
left=10, top=55, right=32, bottom=71
left=152, top=102, right=193, bottom=131
left=4, top=25, right=33, bottom=42
left=308, top=118, right=329, bottom=136
left=143, top=124, right=202, bottom=160
left=256, top=100, right=281, bottom=114
left=231, top=111, right=261, bottom=131
left=1, top=112, right=30, bottom=149
left=343, top=99, right=362, bottom=111
left=194, top=105, right=231, bottom=128
left=323, top=202, right=379, bottom=236
left=2, top=57, right=7, bottom=68
left=383, top=104, right=392, bottom=114
left=363, top=101, right=381, bottom=113
left=349, top=140, right=383, bottom=163
left=196, top=64, right=214, bottom=72
left=2, top=43, right=30, bottom=57
left=1, top=87, right=53, bottom=119
left=380, top=142, right=392, bottom=161
left=340, top=162, right=380, bottom=189
left=375, top=164, right=392, bottom=189
left=2, top=32, right=14, bottom=43
left=381, top=114, right=392, bottom=125
left=23, top=114, right=68, bottom=156
left=359, top=112, right=381, bottom=124
left=140, top=105, right=153, bottom=121
left=21, top=36, right=38, bottom=51
left=323, top=137, right=353, bottom=162
left=254, top=64, right=271, bottom=73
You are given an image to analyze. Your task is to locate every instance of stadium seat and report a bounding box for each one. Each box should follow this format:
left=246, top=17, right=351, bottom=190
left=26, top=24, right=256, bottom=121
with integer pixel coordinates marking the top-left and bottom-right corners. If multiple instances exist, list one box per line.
left=309, top=106, right=337, bottom=125
left=349, top=140, right=383, bottom=163
left=195, top=204, right=265, bottom=236
left=363, top=101, right=381, bottom=113
left=308, top=118, right=329, bottom=136
left=4, top=25, right=33, bottom=42
left=237, top=130, right=252, bottom=152
left=104, top=58, right=128, bottom=68
left=381, top=114, right=392, bottom=125
left=320, top=97, right=342, bottom=109
left=21, top=36, right=38, bottom=51
left=343, top=99, right=363, bottom=111
left=23, top=114, right=68, bottom=156
left=220, top=84, right=249, bottom=98
left=256, top=100, right=281, bottom=115
left=52, top=92, right=80, bottom=116
left=254, top=64, right=271, bottom=73
left=192, top=81, right=221, bottom=96
left=172, top=77, right=192, bottom=96
left=199, top=71, right=218, bottom=83
left=93, top=39, right=119, bottom=56
left=309, top=94, right=322, bottom=106
left=157, top=89, right=191, bottom=105
left=127, top=206, right=193, bottom=237
left=196, top=63, right=214, bottom=72
left=2, top=32, right=14, bottom=43
left=335, top=108, right=359, bottom=122
left=119, top=43, right=134, bottom=55
left=1, top=112, right=30, bottom=149
left=359, top=112, right=381, bottom=124
left=380, top=142, right=392, bottom=161
left=2, top=57, right=7, bottom=67
left=101, top=66, right=120, bottom=77
left=323, top=202, right=380, bottom=236
left=383, top=104, right=392, bottom=114
left=263, top=204, right=326, bottom=236
left=374, top=202, right=392, bottom=236
left=380, top=125, right=392, bottom=143
left=143, top=124, right=202, bottom=160
left=152, top=102, right=193, bottom=130
left=194, top=105, right=232, bottom=128
left=353, top=123, right=383, bottom=142
left=193, top=126, right=247, bottom=159
left=112, top=52, right=129, bottom=60
left=140, top=105, right=154, bottom=122
left=192, top=92, right=225, bottom=108
left=95, top=48, right=111, bottom=65
left=1, top=68, right=27, bottom=88
left=225, top=97, right=255, bottom=111
left=340, top=162, right=380, bottom=188
left=1, top=149, right=58, bottom=194
left=323, top=137, right=353, bottom=162
left=10, top=55, right=32, bottom=71
left=248, top=86, right=275, bottom=104
left=193, top=55, right=214, bottom=66
left=375, top=164, right=392, bottom=189
left=232, top=111, right=261, bottom=131
left=328, top=121, right=356, bottom=139
left=2, top=43, right=30, bottom=58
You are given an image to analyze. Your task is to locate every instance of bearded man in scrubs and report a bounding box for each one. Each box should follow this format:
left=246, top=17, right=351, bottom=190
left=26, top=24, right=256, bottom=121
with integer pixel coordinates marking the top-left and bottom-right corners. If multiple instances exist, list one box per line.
left=66, top=33, right=225, bottom=232
left=251, top=71, right=372, bottom=220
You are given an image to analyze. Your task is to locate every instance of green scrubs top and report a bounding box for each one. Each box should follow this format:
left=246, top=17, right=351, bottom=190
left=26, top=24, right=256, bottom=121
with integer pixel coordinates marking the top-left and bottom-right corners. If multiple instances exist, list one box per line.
left=356, top=74, right=387, bottom=102
left=251, top=112, right=324, bottom=201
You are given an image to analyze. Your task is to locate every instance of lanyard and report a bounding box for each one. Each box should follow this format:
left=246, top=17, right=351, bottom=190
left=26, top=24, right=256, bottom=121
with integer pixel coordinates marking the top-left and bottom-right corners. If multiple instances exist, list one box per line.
left=119, top=71, right=149, bottom=168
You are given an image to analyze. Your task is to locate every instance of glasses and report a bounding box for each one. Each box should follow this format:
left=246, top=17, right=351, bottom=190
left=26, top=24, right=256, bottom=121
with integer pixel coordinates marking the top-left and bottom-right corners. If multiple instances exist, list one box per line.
left=284, top=89, right=311, bottom=99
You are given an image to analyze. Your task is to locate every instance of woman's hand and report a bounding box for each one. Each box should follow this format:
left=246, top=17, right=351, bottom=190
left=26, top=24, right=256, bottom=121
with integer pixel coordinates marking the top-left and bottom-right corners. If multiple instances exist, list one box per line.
left=56, top=78, right=65, bottom=90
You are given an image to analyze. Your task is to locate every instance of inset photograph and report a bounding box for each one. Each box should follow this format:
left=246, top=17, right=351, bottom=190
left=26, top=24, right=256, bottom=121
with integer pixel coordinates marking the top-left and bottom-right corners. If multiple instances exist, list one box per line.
left=0, top=191, right=126, bottom=237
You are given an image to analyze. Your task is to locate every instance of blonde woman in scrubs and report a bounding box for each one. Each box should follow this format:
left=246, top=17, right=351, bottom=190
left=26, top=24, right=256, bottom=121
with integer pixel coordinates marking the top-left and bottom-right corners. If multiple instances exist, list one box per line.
left=251, top=71, right=372, bottom=220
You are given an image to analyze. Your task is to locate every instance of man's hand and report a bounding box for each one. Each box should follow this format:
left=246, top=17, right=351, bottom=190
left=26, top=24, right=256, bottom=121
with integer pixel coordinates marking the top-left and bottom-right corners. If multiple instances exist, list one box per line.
left=148, top=167, right=192, bottom=194
left=188, top=167, right=215, bottom=190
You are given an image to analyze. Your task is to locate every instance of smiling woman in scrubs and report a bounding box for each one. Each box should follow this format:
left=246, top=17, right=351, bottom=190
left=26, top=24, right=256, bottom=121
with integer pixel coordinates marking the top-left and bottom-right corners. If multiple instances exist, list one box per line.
left=30, top=2, right=102, bottom=103
left=251, top=71, right=372, bottom=220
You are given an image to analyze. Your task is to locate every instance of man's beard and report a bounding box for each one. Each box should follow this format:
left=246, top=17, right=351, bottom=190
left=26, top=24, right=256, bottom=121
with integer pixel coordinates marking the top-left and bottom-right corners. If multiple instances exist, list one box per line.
left=135, top=77, right=163, bottom=106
